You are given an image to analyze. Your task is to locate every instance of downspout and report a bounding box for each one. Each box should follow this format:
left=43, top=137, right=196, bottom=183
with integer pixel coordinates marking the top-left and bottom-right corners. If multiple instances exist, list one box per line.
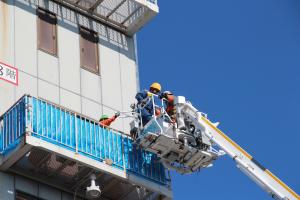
left=134, top=34, right=140, bottom=92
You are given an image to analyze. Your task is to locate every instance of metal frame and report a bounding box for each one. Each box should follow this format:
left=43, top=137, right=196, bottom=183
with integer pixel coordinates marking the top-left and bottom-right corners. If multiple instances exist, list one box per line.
left=136, top=92, right=173, bottom=132
left=106, top=0, right=127, bottom=19
left=121, top=5, right=142, bottom=25
left=43, top=0, right=159, bottom=36
left=88, top=0, right=105, bottom=12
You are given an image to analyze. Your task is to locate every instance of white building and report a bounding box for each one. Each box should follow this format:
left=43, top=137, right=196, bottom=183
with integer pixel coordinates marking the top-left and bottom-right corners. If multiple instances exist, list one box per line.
left=0, top=0, right=172, bottom=199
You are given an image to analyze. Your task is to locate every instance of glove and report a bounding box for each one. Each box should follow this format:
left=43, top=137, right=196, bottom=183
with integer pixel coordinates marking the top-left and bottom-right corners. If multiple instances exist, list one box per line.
left=115, top=111, right=120, bottom=117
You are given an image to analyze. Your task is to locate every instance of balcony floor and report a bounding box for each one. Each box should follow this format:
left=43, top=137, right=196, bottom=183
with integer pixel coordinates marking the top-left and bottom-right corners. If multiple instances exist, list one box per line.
left=1, top=134, right=172, bottom=200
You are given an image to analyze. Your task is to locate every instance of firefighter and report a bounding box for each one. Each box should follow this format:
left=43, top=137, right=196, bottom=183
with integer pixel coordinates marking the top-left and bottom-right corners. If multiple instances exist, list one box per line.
left=162, top=91, right=176, bottom=123
left=135, top=82, right=162, bottom=126
left=99, top=112, right=120, bottom=127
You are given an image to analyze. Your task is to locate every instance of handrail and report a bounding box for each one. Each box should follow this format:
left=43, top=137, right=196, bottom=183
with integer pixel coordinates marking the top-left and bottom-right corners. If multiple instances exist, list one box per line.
left=38, top=97, right=130, bottom=136
left=136, top=92, right=175, bottom=128
left=0, top=94, right=28, bottom=120
left=0, top=95, right=169, bottom=185
left=0, top=96, right=27, bottom=153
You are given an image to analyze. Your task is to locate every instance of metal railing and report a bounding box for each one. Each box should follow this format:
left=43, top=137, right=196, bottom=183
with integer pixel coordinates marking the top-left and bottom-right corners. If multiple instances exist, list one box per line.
left=147, top=0, right=157, bottom=5
left=0, top=96, right=27, bottom=154
left=0, top=95, right=169, bottom=185
left=136, top=92, right=174, bottom=132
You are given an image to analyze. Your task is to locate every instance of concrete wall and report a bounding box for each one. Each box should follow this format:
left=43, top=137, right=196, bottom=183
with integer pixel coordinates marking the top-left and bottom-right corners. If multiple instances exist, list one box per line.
left=0, top=0, right=139, bottom=134
left=0, top=171, right=84, bottom=200
left=0, top=172, right=14, bottom=200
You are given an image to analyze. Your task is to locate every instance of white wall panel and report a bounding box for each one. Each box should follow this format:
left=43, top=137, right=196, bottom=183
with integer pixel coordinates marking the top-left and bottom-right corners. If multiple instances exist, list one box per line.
left=119, top=36, right=135, bottom=60
left=100, top=43, right=122, bottom=111
left=60, top=88, right=81, bottom=113
left=38, top=51, right=59, bottom=85
left=0, top=0, right=15, bottom=65
left=81, top=97, right=101, bottom=120
left=58, top=20, right=80, bottom=94
left=80, top=69, right=102, bottom=104
left=16, top=71, right=37, bottom=99
left=15, top=5, right=37, bottom=76
left=38, top=79, right=59, bottom=104
left=119, top=52, right=137, bottom=133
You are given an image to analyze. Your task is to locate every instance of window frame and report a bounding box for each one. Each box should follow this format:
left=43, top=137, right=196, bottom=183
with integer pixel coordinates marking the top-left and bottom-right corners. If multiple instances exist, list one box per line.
left=79, top=26, right=100, bottom=75
left=37, top=8, right=58, bottom=56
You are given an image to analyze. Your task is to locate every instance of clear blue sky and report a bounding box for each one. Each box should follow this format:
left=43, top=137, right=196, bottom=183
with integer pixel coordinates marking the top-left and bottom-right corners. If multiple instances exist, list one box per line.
left=137, top=1, right=300, bottom=199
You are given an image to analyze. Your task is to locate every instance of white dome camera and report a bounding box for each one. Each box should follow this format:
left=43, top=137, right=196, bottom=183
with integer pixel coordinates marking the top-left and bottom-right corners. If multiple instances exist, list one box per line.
left=86, top=174, right=101, bottom=199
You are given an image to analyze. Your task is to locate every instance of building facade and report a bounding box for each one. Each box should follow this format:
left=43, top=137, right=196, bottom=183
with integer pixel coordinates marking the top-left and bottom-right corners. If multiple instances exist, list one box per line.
left=0, top=0, right=146, bottom=133
left=0, top=0, right=172, bottom=199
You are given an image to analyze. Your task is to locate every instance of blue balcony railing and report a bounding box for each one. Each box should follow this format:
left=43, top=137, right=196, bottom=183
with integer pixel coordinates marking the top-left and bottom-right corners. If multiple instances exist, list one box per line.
left=0, top=95, right=168, bottom=185
left=0, top=97, right=27, bottom=154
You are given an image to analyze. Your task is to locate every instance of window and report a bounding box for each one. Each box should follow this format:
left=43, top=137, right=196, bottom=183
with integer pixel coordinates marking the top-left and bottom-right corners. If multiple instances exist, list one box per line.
left=37, top=8, right=57, bottom=55
left=80, top=27, right=99, bottom=74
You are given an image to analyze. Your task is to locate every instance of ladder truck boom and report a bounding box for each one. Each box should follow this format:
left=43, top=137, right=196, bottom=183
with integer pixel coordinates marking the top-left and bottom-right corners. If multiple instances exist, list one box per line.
left=181, top=100, right=299, bottom=200
left=130, top=94, right=300, bottom=200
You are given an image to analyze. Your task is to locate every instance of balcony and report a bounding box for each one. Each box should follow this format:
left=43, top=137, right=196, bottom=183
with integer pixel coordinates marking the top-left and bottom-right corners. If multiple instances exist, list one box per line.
left=0, top=95, right=172, bottom=199
left=52, top=0, right=159, bottom=35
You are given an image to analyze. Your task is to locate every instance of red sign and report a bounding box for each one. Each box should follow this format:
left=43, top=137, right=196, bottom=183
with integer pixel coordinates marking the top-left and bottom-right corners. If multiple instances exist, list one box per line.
left=0, top=61, right=18, bottom=86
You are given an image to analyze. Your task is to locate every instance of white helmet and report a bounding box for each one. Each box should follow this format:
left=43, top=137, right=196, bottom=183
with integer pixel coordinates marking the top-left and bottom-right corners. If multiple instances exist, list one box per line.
left=163, top=91, right=173, bottom=96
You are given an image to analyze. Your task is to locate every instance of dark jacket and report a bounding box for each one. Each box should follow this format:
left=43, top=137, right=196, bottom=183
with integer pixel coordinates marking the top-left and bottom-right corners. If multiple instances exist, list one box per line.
left=135, top=90, right=155, bottom=114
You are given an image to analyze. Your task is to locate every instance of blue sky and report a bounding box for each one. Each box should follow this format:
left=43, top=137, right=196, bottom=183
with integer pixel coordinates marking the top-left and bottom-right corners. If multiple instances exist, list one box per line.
left=137, top=0, right=300, bottom=199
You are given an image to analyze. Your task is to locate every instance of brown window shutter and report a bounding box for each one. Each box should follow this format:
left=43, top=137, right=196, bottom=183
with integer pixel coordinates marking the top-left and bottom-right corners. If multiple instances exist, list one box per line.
left=37, top=8, right=57, bottom=55
left=80, top=27, right=99, bottom=74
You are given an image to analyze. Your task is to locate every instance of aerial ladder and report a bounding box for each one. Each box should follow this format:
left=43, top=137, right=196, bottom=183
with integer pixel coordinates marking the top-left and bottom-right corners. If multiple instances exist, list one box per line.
left=130, top=94, right=300, bottom=200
